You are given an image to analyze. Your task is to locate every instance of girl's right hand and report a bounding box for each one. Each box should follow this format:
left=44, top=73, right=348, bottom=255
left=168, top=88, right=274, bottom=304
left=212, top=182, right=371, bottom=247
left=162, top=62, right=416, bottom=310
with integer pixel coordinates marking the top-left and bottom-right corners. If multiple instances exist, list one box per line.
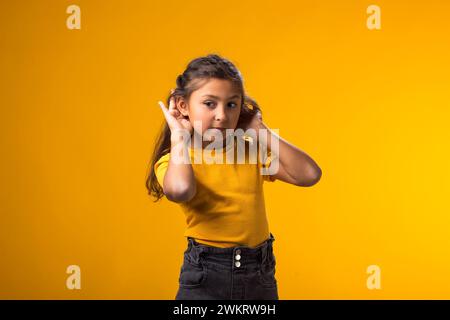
left=158, top=94, right=193, bottom=139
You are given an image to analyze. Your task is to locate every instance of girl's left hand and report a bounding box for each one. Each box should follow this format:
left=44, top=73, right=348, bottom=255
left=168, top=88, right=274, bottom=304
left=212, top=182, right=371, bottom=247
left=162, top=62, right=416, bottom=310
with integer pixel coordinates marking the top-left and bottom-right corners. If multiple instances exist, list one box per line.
left=243, top=110, right=263, bottom=132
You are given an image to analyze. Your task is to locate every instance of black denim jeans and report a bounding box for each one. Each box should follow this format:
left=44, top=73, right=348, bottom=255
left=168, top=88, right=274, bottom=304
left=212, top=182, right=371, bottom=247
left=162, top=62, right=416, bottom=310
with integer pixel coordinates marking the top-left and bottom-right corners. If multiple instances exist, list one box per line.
left=175, top=233, right=279, bottom=300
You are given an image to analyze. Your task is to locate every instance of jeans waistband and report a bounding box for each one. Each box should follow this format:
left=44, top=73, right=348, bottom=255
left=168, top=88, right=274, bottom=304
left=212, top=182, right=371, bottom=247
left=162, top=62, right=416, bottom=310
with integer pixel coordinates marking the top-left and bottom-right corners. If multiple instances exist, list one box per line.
left=185, top=233, right=275, bottom=268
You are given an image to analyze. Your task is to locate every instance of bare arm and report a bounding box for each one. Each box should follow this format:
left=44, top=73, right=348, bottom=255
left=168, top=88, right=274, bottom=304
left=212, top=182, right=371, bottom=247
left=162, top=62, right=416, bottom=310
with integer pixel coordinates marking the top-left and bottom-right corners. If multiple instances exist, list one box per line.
left=158, top=95, right=197, bottom=202
left=243, top=108, right=322, bottom=187
left=163, top=135, right=197, bottom=203
left=260, top=121, right=322, bottom=186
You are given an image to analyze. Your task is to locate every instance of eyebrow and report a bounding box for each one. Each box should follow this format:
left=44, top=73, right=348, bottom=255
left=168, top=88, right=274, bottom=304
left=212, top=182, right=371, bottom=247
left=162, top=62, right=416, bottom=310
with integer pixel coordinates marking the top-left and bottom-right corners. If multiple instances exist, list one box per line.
left=202, top=94, right=241, bottom=100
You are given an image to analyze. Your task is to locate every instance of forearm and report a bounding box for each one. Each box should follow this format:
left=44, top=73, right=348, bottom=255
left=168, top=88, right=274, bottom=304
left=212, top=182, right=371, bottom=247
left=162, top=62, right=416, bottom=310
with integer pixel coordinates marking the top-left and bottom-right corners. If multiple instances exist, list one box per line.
left=259, top=122, right=322, bottom=186
left=163, top=136, right=197, bottom=202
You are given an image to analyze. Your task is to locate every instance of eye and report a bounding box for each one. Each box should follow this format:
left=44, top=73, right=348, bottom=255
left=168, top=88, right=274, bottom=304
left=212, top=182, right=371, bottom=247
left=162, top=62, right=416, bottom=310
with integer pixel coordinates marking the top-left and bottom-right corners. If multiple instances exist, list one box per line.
left=203, top=101, right=238, bottom=108
left=203, top=101, right=215, bottom=108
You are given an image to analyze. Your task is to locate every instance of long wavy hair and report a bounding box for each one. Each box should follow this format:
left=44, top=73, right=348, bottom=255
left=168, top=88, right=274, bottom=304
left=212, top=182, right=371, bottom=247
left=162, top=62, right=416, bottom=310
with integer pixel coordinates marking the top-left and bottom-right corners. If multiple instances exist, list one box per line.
left=146, top=54, right=263, bottom=202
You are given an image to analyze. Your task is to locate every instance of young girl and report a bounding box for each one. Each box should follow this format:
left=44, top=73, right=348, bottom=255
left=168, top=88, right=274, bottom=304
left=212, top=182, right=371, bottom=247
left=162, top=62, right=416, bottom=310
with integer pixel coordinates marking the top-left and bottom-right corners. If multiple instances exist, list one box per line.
left=146, top=54, right=322, bottom=300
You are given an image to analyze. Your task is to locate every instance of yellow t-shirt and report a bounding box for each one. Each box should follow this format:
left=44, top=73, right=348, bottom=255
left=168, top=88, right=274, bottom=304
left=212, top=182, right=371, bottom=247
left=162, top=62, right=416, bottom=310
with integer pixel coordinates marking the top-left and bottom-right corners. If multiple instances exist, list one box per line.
left=154, top=137, right=276, bottom=248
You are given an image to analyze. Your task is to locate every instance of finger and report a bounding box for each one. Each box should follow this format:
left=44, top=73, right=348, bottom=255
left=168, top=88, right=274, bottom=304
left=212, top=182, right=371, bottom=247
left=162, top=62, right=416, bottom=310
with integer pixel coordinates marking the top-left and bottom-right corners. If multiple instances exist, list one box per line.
left=158, top=101, right=174, bottom=122
left=180, top=118, right=193, bottom=132
left=158, top=101, right=169, bottom=116
left=168, top=96, right=176, bottom=112
left=170, top=109, right=181, bottom=119
left=168, top=96, right=184, bottom=119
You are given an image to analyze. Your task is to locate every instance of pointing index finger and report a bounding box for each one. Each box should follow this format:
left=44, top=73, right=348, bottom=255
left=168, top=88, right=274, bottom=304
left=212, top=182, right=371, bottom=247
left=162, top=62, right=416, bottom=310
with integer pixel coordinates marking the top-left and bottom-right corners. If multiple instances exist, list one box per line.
left=158, top=101, right=170, bottom=116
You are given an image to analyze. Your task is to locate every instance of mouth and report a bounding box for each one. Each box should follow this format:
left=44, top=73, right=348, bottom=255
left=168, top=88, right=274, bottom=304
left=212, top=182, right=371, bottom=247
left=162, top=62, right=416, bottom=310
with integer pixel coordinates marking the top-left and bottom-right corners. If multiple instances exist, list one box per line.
left=207, top=127, right=229, bottom=140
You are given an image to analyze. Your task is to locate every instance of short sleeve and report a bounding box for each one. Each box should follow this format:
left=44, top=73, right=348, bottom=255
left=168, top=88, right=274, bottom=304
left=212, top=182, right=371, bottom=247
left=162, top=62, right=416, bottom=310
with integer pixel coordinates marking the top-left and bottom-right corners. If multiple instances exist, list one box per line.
left=261, top=150, right=276, bottom=183
left=154, top=153, right=171, bottom=187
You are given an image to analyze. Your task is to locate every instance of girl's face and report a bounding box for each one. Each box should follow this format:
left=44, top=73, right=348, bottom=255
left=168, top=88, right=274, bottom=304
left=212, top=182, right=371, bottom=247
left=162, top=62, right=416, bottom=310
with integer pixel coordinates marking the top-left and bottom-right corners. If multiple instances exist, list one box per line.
left=178, top=78, right=242, bottom=144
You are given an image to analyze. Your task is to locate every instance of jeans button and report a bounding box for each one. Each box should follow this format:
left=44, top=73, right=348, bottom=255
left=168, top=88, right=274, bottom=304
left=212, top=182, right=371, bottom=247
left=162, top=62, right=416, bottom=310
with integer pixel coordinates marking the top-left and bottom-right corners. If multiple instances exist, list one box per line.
left=235, top=249, right=241, bottom=255
left=235, top=261, right=241, bottom=268
left=235, top=254, right=241, bottom=260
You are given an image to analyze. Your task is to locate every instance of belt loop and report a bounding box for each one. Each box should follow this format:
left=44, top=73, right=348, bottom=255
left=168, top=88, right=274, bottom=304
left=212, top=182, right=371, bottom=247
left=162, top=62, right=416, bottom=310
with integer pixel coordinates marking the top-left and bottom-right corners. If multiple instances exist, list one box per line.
left=186, top=237, right=204, bottom=265
left=269, top=232, right=275, bottom=243
left=186, top=237, right=194, bottom=253
left=261, top=233, right=275, bottom=266
left=261, top=242, right=269, bottom=266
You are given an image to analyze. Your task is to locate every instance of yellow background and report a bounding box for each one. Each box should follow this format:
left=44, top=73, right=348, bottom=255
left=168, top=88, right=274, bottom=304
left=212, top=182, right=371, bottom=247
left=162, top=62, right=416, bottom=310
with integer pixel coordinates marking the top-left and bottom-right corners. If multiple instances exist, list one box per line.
left=1, top=0, right=449, bottom=299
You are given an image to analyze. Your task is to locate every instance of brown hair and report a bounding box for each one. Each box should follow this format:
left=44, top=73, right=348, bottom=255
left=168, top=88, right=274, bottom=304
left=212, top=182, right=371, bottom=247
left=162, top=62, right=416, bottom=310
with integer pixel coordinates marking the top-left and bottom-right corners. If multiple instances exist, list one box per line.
left=146, top=53, right=262, bottom=201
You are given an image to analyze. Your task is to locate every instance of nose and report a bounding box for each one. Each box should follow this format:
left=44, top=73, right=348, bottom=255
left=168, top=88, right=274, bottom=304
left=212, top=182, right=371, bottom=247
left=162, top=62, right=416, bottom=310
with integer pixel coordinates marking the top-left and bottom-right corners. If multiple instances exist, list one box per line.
left=214, top=104, right=228, bottom=122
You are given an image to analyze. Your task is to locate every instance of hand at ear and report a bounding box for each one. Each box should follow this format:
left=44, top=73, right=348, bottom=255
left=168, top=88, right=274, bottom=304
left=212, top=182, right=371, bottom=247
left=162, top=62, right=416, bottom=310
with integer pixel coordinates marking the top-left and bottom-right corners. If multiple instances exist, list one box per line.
left=237, top=104, right=263, bottom=132
left=158, top=97, right=193, bottom=138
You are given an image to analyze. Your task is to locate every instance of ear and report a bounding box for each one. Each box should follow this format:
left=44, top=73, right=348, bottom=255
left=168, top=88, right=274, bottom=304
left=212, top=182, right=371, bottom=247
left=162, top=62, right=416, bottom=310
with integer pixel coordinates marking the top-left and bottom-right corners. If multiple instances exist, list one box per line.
left=176, top=97, right=189, bottom=117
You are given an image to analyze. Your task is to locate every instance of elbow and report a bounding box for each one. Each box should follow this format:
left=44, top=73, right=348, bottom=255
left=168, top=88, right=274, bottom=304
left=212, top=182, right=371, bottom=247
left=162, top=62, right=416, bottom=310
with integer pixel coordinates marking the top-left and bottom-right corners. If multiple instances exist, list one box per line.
left=296, top=166, right=322, bottom=187
left=164, top=183, right=197, bottom=203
